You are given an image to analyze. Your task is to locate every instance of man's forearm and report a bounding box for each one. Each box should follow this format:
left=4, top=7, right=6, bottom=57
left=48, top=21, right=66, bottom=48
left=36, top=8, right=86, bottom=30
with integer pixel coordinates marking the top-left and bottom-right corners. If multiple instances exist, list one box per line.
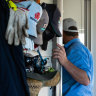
left=62, top=60, right=90, bottom=86
left=52, top=44, right=90, bottom=85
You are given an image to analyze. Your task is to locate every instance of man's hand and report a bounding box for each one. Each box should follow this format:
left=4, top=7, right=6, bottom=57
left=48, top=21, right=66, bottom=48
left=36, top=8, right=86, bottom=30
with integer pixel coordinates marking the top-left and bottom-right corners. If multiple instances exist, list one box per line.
left=52, top=43, right=68, bottom=66
left=53, top=44, right=90, bottom=86
left=5, top=8, right=29, bottom=46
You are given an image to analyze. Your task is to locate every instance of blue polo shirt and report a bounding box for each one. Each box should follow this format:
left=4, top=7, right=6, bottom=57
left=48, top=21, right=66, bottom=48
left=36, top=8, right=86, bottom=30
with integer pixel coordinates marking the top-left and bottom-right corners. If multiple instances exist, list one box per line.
left=62, top=38, right=94, bottom=96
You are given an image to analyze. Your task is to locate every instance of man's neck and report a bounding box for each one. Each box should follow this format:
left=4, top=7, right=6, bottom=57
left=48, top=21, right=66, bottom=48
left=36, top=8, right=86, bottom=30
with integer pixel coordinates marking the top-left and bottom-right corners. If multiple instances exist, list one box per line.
left=65, top=36, right=78, bottom=44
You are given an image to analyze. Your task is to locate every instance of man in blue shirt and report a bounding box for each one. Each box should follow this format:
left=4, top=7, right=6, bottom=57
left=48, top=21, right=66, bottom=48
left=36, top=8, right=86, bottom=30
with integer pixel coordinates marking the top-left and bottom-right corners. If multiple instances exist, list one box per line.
left=52, top=18, right=93, bottom=96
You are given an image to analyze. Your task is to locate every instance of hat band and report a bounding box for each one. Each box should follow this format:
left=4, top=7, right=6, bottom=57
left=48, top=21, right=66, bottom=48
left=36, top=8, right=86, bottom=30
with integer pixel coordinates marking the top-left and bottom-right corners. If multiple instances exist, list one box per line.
left=64, top=29, right=78, bottom=32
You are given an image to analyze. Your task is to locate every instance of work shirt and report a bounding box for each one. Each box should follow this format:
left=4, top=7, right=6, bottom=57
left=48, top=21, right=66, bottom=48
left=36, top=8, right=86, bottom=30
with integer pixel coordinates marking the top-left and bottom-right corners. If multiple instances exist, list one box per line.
left=62, top=38, right=94, bottom=96
left=0, top=5, right=30, bottom=96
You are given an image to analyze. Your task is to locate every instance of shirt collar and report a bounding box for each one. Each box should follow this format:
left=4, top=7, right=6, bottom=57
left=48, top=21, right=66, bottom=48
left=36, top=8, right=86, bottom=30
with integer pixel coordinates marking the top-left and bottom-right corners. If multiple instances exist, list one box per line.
left=64, top=38, right=80, bottom=48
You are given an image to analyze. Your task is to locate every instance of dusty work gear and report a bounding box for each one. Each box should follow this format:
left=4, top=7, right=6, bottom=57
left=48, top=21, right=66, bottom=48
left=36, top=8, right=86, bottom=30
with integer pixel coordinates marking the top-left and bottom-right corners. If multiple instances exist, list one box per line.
left=5, top=8, right=29, bottom=46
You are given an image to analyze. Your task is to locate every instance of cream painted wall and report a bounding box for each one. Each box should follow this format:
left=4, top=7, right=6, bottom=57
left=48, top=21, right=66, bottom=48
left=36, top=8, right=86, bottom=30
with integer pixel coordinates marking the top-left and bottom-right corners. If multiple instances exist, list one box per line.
left=91, top=0, right=96, bottom=96
left=63, top=0, right=84, bottom=43
left=63, top=0, right=84, bottom=31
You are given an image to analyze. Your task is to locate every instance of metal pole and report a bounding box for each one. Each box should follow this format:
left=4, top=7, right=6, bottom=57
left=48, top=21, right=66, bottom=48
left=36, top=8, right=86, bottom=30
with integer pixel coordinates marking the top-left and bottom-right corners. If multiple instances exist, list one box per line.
left=56, top=0, right=63, bottom=96
left=87, top=0, right=91, bottom=50
left=84, top=0, right=91, bottom=50
left=91, top=0, right=96, bottom=95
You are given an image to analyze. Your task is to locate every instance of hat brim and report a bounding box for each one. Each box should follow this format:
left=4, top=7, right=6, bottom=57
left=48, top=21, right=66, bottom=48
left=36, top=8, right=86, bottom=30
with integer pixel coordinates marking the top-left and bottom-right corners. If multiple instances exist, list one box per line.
left=27, top=17, right=37, bottom=37
left=33, top=34, right=43, bottom=45
left=26, top=71, right=58, bottom=81
left=51, top=22, right=62, bottom=37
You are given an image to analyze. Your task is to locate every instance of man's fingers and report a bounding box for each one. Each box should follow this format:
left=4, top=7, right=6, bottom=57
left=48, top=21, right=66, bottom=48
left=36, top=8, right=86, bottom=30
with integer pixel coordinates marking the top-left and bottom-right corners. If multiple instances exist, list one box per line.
left=57, top=43, right=65, bottom=51
left=52, top=52, right=58, bottom=56
left=52, top=50, right=62, bottom=58
left=53, top=48, right=60, bottom=52
left=52, top=54, right=61, bottom=60
left=52, top=55, right=59, bottom=59
left=53, top=48, right=64, bottom=55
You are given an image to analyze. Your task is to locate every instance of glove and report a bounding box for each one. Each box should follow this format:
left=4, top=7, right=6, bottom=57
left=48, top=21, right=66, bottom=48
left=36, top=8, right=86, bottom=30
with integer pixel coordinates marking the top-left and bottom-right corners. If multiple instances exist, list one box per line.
left=5, top=8, right=16, bottom=45
left=15, top=7, right=29, bottom=45
left=5, top=8, right=29, bottom=46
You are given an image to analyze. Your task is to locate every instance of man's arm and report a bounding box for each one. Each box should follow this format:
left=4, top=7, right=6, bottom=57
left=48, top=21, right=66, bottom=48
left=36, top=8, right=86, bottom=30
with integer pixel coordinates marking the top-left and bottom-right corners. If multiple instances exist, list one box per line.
left=52, top=43, right=90, bottom=86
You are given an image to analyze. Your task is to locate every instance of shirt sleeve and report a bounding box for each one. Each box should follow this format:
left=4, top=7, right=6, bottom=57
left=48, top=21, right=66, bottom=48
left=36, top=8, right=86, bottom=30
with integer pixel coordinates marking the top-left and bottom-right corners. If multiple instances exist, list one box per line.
left=67, top=48, right=92, bottom=81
